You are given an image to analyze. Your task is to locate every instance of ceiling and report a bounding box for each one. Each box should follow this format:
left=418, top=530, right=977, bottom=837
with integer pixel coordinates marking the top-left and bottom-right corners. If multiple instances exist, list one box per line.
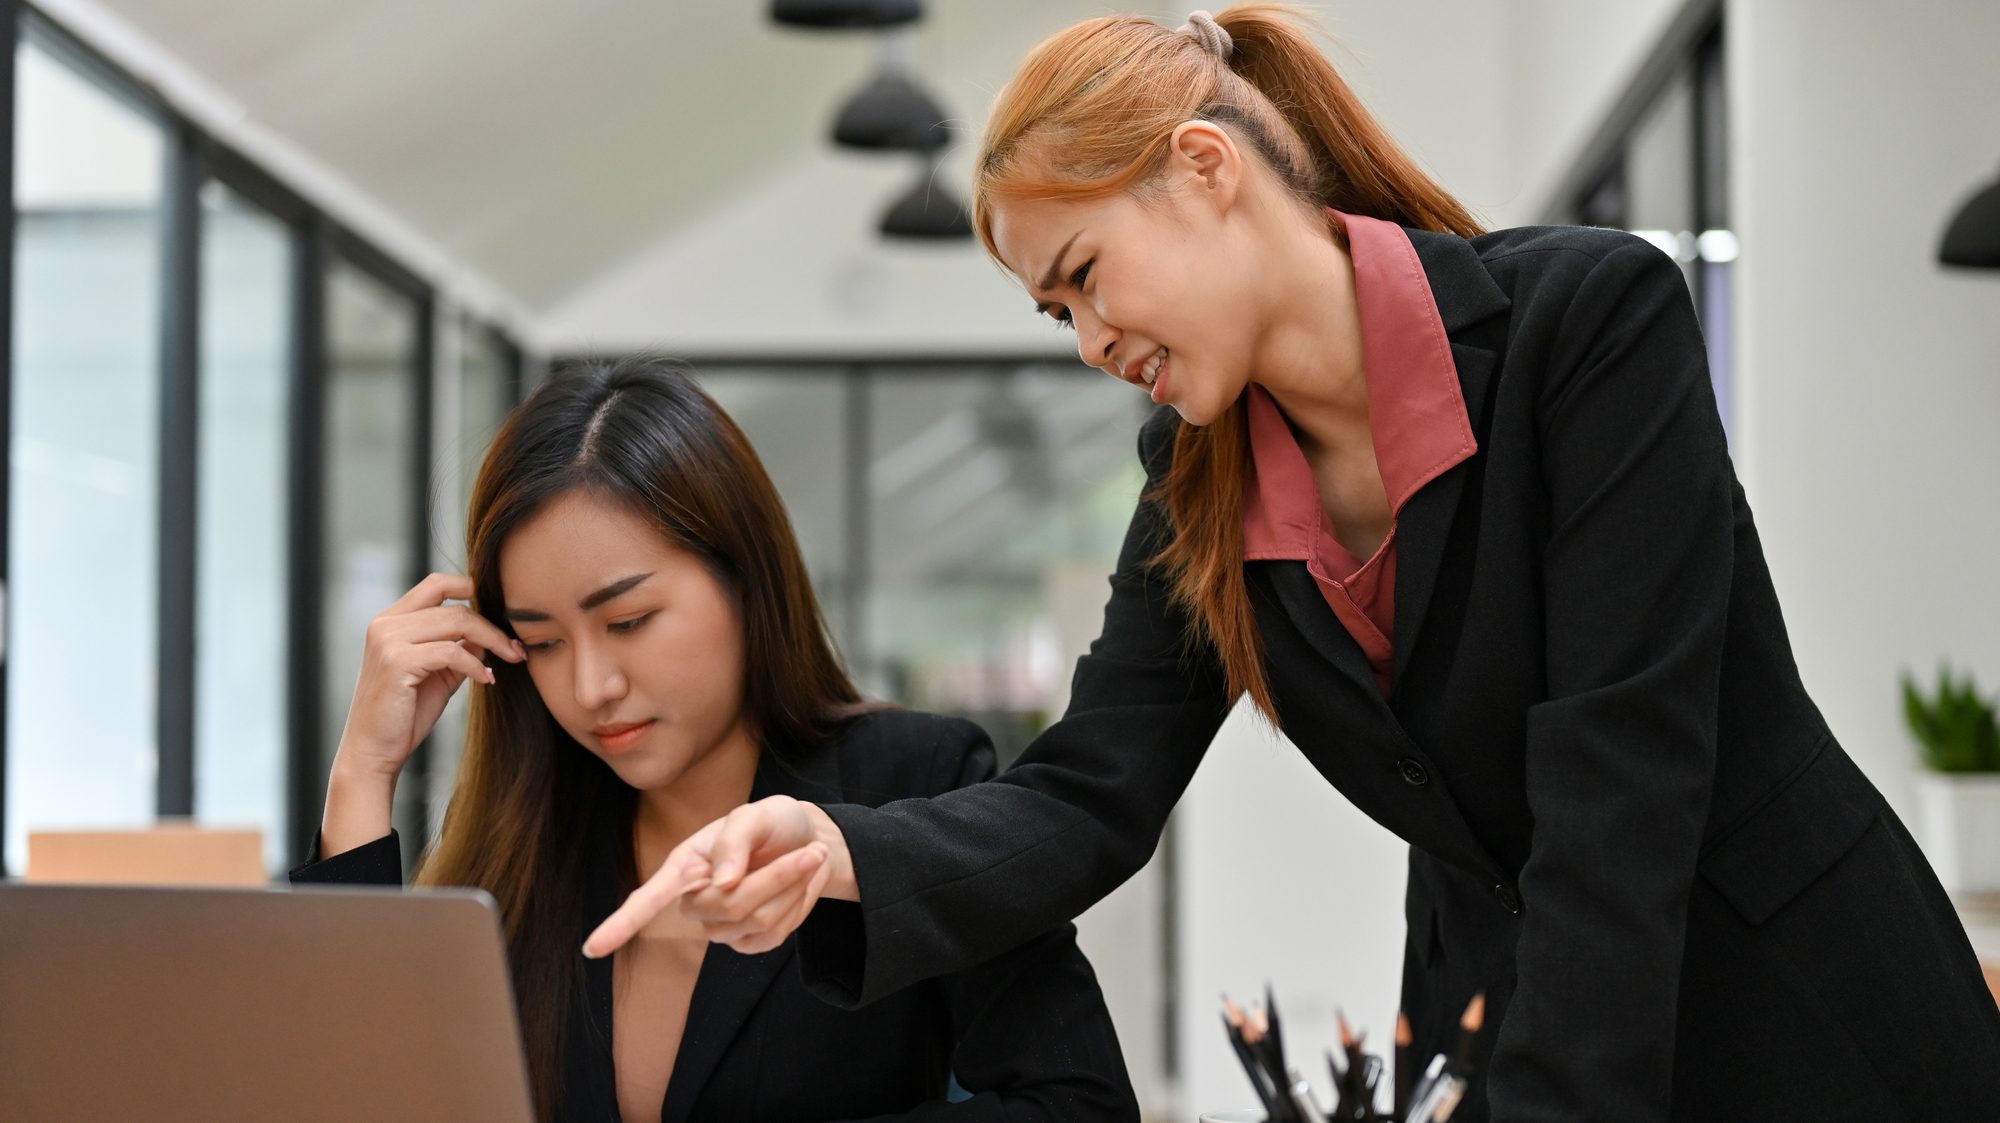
left=77, top=0, right=1145, bottom=312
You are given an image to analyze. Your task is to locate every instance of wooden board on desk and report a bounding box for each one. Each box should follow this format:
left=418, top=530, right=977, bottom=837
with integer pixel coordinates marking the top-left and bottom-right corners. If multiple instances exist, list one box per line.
left=25, top=823, right=265, bottom=887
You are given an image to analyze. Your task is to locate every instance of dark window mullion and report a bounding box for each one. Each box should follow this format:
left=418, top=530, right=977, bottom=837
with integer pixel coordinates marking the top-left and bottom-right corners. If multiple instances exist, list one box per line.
left=500, top=330, right=526, bottom=409
left=156, top=125, right=205, bottom=818
left=405, top=292, right=437, bottom=858
left=287, top=217, right=331, bottom=854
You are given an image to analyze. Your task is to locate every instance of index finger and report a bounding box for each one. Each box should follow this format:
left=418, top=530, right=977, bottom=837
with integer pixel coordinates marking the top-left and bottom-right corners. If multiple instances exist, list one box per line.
left=581, top=819, right=722, bottom=959
left=390, top=572, right=474, bottom=614
left=442, top=604, right=526, bottom=665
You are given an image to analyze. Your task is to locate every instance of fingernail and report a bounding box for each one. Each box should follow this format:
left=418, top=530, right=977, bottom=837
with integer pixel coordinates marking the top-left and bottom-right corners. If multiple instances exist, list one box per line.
left=512, top=640, right=527, bottom=660
left=713, top=863, right=738, bottom=885
left=798, top=846, right=825, bottom=869
left=581, top=941, right=601, bottom=960
left=483, top=667, right=497, bottom=684
left=682, top=878, right=711, bottom=896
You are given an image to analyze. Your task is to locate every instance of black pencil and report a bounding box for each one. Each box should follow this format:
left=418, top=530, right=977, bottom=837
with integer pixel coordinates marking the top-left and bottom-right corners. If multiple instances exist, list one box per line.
left=1453, top=994, right=1485, bottom=1070
left=1224, top=996, right=1290, bottom=1122
left=1394, top=1011, right=1414, bottom=1121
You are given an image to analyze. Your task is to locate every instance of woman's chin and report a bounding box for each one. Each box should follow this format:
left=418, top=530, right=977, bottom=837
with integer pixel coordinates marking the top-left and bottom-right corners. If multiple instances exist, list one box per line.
left=1169, top=395, right=1219, bottom=427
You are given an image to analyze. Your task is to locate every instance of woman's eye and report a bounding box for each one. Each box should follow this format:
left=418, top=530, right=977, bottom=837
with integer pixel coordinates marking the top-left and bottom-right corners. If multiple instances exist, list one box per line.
left=610, top=613, right=653, bottom=635
left=520, top=639, right=558, bottom=655
left=1070, top=260, right=1093, bottom=288
left=1053, top=308, right=1075, bottom=331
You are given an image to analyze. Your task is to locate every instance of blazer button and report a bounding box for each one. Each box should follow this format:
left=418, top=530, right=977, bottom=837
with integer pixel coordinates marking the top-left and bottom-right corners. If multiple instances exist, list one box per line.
left=1493, top=885, right=1522, bottom=915
left=1398, top=757, right=1430, bottom=787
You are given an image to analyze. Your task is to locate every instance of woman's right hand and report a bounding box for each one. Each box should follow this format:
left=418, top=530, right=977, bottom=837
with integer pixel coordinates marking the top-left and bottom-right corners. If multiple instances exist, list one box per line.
left=583, top=796, right=859, bottom=959
left=333, top=572, right=526, bottom=783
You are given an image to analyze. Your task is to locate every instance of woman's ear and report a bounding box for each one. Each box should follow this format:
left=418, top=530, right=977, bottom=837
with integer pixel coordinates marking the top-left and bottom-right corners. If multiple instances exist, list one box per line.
left=1167, top=120, right=1243, bottom=215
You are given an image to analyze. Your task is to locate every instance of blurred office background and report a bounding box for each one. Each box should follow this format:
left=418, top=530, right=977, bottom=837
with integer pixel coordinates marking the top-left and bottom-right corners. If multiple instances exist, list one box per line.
left=3, top=0, right=1997, bottom=1117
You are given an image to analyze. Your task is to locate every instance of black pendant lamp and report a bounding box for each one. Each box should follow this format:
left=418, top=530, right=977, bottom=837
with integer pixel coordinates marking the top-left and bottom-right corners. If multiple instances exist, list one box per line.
left=831, top=31, right=951, bottom=153
left=880, top=162, right=972, bottom=239
left=833, top=70, right=953, bottom=151
left=771, top=0, right=920, bottom=29
left=1938, top=164, right=2000, bottom=269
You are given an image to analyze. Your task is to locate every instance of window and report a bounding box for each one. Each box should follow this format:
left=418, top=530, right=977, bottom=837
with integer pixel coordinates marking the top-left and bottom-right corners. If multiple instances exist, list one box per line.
left=423, top=317, right=517, bottom=825
left=193, top=183, right=295, bottom=870
left=0, top=9, right=524, bottom=875
left=5, top=31, right=166, bottom=869
left=321, top=259, right=425, bottom=857
left=1561, top=20, right=1732, bottom=439
left=678, top=360, right=1147, bottom=764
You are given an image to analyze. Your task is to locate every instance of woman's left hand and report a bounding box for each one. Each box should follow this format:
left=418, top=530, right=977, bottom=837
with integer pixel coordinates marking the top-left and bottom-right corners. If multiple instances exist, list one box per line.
left=583, top=795, right=855, bottom=958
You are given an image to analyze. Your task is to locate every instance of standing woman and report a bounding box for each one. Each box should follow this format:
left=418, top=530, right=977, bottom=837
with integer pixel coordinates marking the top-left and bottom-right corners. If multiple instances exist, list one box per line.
left=589, top=7, right=2000, bottom=1120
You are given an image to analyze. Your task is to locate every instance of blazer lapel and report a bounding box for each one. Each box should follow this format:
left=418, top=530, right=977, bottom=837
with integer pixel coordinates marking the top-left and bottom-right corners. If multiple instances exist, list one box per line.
left=1388, top=229, right=1510, bottom=694
left=657, top=742, right=845, bottom=1123
left=562, top=806, right=628, bottom=1123
left=1256, top=559, right=1390, bottom=710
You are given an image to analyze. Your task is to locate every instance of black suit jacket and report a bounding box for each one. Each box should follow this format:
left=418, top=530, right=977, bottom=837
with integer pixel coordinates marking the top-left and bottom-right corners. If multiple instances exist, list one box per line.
left=293, top=711, right=1138, bottom=1123
left=797, top=227, right=2000, bottom=1121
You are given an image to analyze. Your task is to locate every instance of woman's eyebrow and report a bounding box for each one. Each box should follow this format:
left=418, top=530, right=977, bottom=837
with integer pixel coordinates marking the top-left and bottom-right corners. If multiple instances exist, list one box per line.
left=579, top=572, right=653, bottom=611
left=504, top=572, right=655, bottom=622
left=1034, top=230, right=1084, bottom=294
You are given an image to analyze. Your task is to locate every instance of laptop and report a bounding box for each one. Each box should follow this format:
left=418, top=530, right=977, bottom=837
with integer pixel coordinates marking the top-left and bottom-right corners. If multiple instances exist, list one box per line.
left=0, top=882, right=536, bottom=1123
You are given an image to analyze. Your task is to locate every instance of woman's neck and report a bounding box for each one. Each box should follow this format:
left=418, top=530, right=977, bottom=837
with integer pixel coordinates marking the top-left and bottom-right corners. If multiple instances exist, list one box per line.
left=1250, top=210, right=1373, bottom=458
left=631, top=720, right=762, bottom=879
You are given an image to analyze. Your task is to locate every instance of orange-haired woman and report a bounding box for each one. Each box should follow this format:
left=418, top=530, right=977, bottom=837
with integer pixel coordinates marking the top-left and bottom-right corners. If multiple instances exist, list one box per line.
left=590, top=8, right=2000, bottom=1120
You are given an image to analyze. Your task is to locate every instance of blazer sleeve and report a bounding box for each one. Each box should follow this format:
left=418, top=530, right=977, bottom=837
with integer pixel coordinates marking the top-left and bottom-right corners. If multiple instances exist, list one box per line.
left=1485, top=240, right=1732, bottom=1121
left=288, top=830, right=406, bottom=887
left=797, top=410, right=1233, bottom=1009
left=830, top=734, right=1142, bottom=1123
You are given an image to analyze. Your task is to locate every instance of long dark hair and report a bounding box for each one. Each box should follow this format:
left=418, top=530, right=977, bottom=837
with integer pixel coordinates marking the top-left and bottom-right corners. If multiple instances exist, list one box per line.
left=413, top=356, right=868, bottom=1119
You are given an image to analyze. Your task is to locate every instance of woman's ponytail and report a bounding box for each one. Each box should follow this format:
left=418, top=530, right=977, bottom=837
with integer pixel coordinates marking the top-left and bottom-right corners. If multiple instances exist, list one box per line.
left=972, top=5, right=1481, bottom=721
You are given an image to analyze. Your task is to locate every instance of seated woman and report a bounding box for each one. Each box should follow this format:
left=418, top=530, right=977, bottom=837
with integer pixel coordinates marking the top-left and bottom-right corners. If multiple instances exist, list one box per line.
left=292, top=357, right=1138, bottom=1123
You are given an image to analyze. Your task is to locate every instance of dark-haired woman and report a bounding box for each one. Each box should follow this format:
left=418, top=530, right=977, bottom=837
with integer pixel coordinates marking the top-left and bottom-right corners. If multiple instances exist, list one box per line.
left=292, top=358, right=1139, bottom=1123
left=588, top=5, right=2000, bottom=1121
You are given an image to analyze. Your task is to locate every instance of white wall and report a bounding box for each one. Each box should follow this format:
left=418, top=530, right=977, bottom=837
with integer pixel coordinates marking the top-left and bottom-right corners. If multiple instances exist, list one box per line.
left=1173, top=703, right=1412, bottom=1118
left=1727, top=0, right=2000, bottom=820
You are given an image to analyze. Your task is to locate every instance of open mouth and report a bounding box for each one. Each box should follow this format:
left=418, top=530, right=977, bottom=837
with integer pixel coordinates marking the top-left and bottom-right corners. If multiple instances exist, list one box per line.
left=1141, top=348, right=1170, bottom=403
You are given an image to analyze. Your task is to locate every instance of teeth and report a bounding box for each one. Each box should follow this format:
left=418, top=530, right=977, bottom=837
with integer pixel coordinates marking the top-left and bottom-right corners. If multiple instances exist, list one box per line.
left=1142, top=349, right=1167, bottom=385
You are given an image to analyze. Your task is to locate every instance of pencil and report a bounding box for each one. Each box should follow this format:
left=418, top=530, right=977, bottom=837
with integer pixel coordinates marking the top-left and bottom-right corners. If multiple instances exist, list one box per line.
left=1394, top=1011, right=1414, bottom=1121
left=1222, top=1000, right=1286, bottom=1122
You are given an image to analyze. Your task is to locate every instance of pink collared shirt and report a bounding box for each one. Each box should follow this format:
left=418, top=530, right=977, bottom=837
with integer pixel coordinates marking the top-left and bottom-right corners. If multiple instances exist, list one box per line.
left=1241, top=210, right=1477, bottom=696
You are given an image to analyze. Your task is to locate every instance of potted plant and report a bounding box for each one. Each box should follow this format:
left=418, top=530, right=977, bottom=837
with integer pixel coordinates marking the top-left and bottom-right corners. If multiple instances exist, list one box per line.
left=1904, top=666, right=2000, bottom=899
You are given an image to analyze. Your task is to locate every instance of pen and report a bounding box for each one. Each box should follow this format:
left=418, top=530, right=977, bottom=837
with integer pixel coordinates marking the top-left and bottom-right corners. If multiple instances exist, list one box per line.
left=1358, top=1053, right=1383, bottom=1118
left=1408, top=994, right=1485, bottom=1123
left=1405, top=1052, right=1445, bottom=1118
left=1406, top=1072, right=1463, bottom=1123
left=1288, top=1066, right=1332, bottom=1123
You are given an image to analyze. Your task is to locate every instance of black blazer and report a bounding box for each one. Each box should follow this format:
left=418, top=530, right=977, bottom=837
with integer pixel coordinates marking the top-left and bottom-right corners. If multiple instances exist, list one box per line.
left=292, top=711, right=1138, bottom=1123
left=796, top=227, right=2000, bottom=1121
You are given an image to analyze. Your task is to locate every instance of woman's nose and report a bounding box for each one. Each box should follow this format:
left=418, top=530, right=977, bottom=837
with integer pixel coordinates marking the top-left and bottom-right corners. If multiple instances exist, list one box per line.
left=571, top=644, right=628, bottom=710
left=1074, top=311, right=1120, bottom=376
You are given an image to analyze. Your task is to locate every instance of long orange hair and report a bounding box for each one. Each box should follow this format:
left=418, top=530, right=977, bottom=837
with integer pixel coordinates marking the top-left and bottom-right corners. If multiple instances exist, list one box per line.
left=972, top=4, right=1483, bottom=719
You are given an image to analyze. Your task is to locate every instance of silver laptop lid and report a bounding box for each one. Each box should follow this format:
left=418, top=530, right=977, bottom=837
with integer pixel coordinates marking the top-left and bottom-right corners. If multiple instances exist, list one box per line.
left=0, top=883, right=536, bottom=1123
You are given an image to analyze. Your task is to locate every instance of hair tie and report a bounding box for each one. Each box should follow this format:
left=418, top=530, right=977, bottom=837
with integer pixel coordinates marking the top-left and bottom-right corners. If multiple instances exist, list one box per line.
left=1179, top=10, right=1233, bottom=60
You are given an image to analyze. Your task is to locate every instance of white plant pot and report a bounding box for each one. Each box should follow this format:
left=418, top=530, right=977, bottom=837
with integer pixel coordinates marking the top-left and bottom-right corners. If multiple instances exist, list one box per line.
left=1914, top=769, right=2000, bottom=898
